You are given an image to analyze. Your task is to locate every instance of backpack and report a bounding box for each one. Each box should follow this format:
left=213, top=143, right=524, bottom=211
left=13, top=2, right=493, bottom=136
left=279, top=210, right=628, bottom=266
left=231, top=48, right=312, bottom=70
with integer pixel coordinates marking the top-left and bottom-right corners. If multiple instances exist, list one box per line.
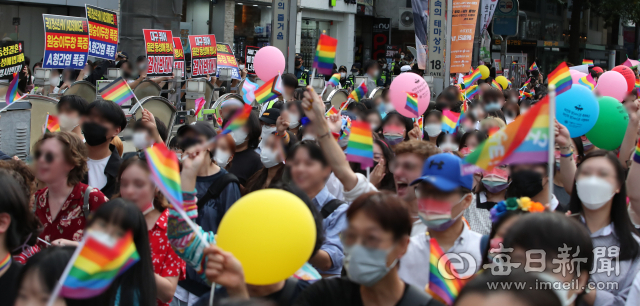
left=320, top=199, right=346, bottom=219
left=196, top=173, right=240, bottom=225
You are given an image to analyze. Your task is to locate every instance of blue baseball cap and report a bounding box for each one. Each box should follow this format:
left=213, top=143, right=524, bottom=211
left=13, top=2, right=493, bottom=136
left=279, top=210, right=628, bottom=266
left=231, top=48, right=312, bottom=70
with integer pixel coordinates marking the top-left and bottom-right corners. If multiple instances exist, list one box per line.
left=410, top=153, right=473, bottom=192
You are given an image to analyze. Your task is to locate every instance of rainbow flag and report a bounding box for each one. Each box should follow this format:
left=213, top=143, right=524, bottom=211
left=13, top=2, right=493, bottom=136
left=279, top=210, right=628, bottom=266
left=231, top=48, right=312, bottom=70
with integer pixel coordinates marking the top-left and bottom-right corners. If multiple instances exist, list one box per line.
left=636, top=78, right=640, bottom=96
left=5, top=72, right=22, bottom=105
left=313, top=34, right=338, bottom=75
left=522, top=78, right=531, bottom=89
left=462, top=68, right=481, bottom=88
left=428, top=238, right=465, bottom=305
left=404, top=92, right=420, bottom=117
left=582, top=59, right=594, bottom=67
left=254, top=76, right=279, bottom=104
left=464, top=85, right=479, bottom=100
left=194, top=97, right=206, bottom=117
left=529, top=62, right=538, bottom=71
left=348, top=81, right=368, bottom=103
left=98, top=77, right=135, bottom=105
left=345, top=120, right=374, bottom=168
left=327, top=73, right=341, bottom=87
left=144, top=142, right=183, bottom=210
left=519, top=90, right=533, bottom=100
left=547, top=62, right=572, bottom=95
left=441, top=110, right=461, bottom=134
left=45, top=113, right=60, bottom=133
left=578, top=74, right=596, bottom=90
left=491, top=79, right=501, bottom=89
left=241, top=78, right=258, bottom=104
left=417, top=117, right=424, bottom=132
left=221, top=104, right=252, bottom=135
left=463, top=96, right=550, bottom=174
left=506, top=79, right=512, bottom=88
left=272, top=73, right=284, bottom=96
left=325, top=106, right=339, bottom=117
left=59, top=231, right=139, bottom=299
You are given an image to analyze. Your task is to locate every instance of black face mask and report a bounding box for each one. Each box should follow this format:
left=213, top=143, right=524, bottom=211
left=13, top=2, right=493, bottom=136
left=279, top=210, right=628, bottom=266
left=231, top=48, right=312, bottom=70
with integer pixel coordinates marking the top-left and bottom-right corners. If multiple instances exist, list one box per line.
left=82, top=122, right=109, bottom=146
left=509, top=170, right=544, bottom=198
left=296, top=60, right=302, bottom=66
left=435, top=102, right=448, bottom=111
left=504, top=109, right=516, bottom=118
left=122, top=71, right=132, bottom=79
left=179, top=137, right=201, bottom=151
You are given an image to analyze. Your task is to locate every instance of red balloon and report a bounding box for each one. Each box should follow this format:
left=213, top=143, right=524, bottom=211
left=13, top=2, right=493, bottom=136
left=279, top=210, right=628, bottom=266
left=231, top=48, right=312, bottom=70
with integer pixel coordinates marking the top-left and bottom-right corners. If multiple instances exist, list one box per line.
left=612, top=65, right=636, bottom=93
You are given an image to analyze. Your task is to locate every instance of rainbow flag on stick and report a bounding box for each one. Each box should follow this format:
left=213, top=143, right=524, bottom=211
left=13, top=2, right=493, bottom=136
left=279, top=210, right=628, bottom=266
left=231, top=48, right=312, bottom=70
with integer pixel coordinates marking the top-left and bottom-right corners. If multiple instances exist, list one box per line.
left=404, top=92, right=420, bottom=117
left=4, top=72, right=22, bottom=106
left=529, top=62, right=538, bottom=71
left=98, top=77, right=135, bottom=105
left=441, top=110, right=461, bottom=134
left=348, top=81, right=367, bottom=102
left=221, top=104, right=253, bottom=135
left=491, top=79, right=501, bottom=89
left=44, top=113, right=60, bottom=133
left=464, top=85, right=479, bottom=100
left=327, top=73, right=341, bottom=87
left=345, top=120, right=374, bottom=168
left=325, top=106, right=339, bottom=117
left=54, top=231, right=139, bottom=300
left=636, top=79, right=640, bottom=96
left=254, top=76, right=279, bottom=104
left=428, top=238, right=466, bottom=305
left=547, top=62, right=572, bottom=95
left=519, top=90, right=533, bottom=100
left=578, top=74, right=596, bottom=91
left=582, top=59, right=594, bottom=67
left=522, top=78, right=531, bottom=89
left=463, top=96, right=550, bottom=174
left=462, top=68, right=481, bottom=88
left=313, top=34, right=338, bottom=75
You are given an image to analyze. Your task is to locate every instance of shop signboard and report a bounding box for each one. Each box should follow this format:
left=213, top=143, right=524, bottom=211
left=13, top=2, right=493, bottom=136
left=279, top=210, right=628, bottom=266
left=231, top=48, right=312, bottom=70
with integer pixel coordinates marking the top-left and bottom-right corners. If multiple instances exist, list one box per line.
left=492, top=0, right=518, bottom=37
left=449, top=0, right=480, bottom=73
left=143, top=29, right=174, bottom=77
left=372, top=18, right=390, bottom=60
left=0, top=41, right=25, bottom=79
left=42, top=15, right=89, bottom=70
left=85, top=5, right=118, bottom=60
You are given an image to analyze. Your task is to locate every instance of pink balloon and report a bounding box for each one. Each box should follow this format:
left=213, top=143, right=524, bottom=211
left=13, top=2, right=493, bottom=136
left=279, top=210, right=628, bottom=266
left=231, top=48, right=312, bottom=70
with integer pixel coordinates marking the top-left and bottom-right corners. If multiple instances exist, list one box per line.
left=389, top=73, right=430, bottom=118
left=254, top=46, right=285, bottom=81
left=597, top=71, right=627, bottom=102
left=570, top=70, right=587, bottom=84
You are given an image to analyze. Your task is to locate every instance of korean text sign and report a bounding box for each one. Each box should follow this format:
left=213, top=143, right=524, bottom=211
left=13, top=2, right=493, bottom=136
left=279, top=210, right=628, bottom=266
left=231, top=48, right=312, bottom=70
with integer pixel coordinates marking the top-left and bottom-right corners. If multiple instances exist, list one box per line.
left=189, top=34, right=217, bottom=77
left=450, top=0, right=480, bottom=73
left=427, top=0, right=445, bottom=77
left=42, top=14, right=89, bottom=70
left=245, top=46, right=259, bottom=75
left=85, top=5, right=118, bottom=60
left=173, top=37, right=185, bottom=77
left=0, top=41, right=25, bottom=79
left=143, top=29, right=174, bottom=77
left=216, top=43, right=241, bottom=80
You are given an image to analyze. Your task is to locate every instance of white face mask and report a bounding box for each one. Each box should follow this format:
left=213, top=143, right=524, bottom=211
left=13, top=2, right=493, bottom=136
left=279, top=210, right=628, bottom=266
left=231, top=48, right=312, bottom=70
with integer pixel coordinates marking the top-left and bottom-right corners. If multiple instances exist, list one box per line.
left=261, top=126, right=277, bottom=143
left=510, top=97, right=518, bottom=103
left=424, top=124, right=442, bottom=137
left=260, top=147, right=280, bottom=168
left=214, top=150, right=231, bottom=168
left=302, top=134, right=316, bottom=141
left=340, top=72, right=346, bottom=78
left=238, top=64, right=245, bottom=70
left=370, top=124, right=379, bottom=131
left=576, top=176, right=616, bottom=210
left=132, top=131, right=150, bottom=150
left=58, top=114, right=79, bottom=132
left=49, top=76, right=60, bottom=86
left=138, top=63, right=146, bottom=71
left=384, top=102, right=395, bottom=113
left=400, top=55, right=405, bottom=59
left=288, top=113, right=300, bottom=129
left=439, top=141, right=458, bottom=152
left=520, top=107, right=529, bottom=115
left=231, top=129, right=248, bottom=146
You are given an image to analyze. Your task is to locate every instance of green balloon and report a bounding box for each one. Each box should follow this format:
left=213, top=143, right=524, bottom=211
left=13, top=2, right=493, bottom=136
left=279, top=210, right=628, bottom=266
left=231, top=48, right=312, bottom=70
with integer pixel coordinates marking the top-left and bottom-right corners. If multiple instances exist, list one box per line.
left=585, top=96, right=629, bottom=150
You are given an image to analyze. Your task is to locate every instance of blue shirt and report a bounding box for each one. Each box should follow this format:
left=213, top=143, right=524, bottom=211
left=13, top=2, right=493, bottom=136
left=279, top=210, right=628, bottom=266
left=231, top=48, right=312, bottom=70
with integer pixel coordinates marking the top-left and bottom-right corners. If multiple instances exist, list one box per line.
left=312, top=186, right=348, bottom=275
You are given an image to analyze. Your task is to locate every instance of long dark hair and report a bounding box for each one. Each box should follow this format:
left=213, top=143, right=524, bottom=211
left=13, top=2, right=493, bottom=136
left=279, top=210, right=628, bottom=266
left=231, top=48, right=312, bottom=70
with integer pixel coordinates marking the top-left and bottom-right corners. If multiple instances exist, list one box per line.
left=568, top=150, right=640, bottom=261
left=381, top=111, right=414, bottom=141
left=86, top=199, right=156, bottom=306
left=244, top=131, right=299, bottom=194
left=0, top=170, right=40, bottom=254
left=114, top=155, right=169, bottom=211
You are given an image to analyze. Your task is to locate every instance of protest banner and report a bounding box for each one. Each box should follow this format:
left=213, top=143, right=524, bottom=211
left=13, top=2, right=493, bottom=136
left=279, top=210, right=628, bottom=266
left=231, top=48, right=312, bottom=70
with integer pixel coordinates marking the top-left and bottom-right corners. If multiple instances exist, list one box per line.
left=0, top=41, right=25, bottom=79
left=85, top=5, right=118, bottom=60
left=188, top=34, right=217, bottom=78
left=216, top=43, right=241, bottom=80
left=42, top=14, right=89, bottom=70
left=449, top=0, right=480, bottom=73
left=245, top=46, right=259, bottom=75
left=173, top=37, right=185, bottom=77
left=143, top=29, right=174, bottom=77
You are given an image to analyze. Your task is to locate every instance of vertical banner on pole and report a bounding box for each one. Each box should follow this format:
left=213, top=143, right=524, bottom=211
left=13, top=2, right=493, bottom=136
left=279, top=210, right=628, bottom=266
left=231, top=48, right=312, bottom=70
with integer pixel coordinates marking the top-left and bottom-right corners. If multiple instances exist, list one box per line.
left=449, top=0, right=480, bottom=73
left=271, top=0, right=289, bottom=60
left=411, top=0, right=429, bottom=70
left=427, top=0, right=445, bottom=78
left=85, top=5, right=118, bottom=60
left=143, top=29, right=174, bottom=77
left=42, top=15, right=89, bottom=70
left=173, top=37, right=185, bottom=77
left=188, top=34, right=217, bottom=78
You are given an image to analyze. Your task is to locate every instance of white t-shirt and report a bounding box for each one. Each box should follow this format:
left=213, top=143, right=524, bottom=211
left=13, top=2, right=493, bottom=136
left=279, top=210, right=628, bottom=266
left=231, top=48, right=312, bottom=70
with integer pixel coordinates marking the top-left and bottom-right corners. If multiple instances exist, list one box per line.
left=87, top=155, right=110, bottom=190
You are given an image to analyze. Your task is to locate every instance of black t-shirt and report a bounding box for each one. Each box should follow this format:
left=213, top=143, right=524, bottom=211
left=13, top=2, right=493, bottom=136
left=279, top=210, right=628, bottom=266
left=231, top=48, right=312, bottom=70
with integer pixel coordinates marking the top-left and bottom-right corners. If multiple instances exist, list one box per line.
left=0, top=261, right=23, bottom=305
left=294, top=278, right=445, bottom=306
left=227, top=148, right=263, bottom=186
left=194, top=278, right=310, bottom=306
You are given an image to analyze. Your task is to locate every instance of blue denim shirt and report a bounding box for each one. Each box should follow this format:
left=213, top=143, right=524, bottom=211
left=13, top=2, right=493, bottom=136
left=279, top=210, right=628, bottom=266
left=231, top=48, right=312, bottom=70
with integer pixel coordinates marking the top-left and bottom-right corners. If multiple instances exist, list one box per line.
left=312, top=186, right=348, bottom=275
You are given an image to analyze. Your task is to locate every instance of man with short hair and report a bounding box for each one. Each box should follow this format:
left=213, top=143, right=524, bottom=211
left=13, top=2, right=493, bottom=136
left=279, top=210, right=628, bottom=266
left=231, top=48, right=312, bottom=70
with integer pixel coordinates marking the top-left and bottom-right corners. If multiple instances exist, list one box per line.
left=81, top=100, right=127, bottom=198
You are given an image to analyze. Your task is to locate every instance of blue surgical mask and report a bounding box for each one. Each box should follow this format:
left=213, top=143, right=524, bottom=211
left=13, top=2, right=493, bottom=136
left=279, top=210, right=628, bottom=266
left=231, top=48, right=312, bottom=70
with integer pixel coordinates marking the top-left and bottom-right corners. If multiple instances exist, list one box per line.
left=344, top=244, right=398, bottom=287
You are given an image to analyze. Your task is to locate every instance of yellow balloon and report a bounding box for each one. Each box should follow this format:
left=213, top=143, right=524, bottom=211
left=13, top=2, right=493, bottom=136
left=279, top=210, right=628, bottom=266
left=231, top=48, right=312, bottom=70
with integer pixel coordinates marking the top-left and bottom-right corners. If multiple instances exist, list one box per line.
left=495, top=76, right=509, bottom=90
left=216, top=189, right=317, bottom=285
left=478, top=65, right=490, bottom=79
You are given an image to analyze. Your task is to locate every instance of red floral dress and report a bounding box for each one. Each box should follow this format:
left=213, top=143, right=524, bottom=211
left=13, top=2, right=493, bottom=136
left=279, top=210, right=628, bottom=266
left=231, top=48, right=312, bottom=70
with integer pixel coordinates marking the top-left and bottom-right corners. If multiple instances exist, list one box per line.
left=15, top=183, right=108, bottom=263
left=149, top=210, right=186, bottom=306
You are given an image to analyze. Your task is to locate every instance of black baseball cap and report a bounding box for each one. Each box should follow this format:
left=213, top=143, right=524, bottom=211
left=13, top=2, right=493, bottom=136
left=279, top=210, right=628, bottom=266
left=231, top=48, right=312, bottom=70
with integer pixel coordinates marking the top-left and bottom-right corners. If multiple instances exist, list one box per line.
left=260, top=108, right=281, bottom=125
left=177, top=121, right=217, bottom=140
left=339, top=65, right=347, bottom=72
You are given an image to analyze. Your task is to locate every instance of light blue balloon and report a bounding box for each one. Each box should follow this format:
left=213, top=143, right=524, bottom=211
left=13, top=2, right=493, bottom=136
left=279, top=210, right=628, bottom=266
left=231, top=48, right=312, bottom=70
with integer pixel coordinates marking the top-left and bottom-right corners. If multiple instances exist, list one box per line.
left=555, top=85, right=599, bottom=137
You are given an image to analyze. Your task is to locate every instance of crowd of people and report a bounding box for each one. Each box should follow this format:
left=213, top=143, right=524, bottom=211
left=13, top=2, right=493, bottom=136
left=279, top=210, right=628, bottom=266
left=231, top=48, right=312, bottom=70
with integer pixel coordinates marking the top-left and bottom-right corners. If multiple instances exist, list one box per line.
left=2, top=50, right=640, bottom=306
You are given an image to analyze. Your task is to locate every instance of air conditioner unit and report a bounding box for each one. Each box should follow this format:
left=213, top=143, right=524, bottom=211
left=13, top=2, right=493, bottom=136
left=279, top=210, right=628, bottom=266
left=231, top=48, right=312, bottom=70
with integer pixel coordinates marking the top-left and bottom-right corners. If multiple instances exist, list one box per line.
left=399, top=8, right=414, bottom=31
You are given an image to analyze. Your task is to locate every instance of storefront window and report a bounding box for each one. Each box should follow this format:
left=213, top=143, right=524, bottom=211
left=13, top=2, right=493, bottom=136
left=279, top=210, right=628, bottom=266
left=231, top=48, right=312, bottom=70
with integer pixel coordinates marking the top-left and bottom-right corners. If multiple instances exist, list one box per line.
left=234, top=4, right=272, bottom=56
left=300, top=19, right=331, bottom=69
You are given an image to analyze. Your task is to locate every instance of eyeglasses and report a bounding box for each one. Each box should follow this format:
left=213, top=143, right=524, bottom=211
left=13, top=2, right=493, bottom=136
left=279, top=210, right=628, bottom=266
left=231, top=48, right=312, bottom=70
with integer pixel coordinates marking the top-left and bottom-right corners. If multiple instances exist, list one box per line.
left=34, top=151, right=55, bottom=164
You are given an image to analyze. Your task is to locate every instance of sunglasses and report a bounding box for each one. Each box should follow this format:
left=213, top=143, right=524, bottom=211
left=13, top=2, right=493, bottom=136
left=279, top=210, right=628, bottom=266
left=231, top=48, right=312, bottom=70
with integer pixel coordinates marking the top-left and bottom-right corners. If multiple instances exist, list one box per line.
left=34, top=151, right=55, bottom=163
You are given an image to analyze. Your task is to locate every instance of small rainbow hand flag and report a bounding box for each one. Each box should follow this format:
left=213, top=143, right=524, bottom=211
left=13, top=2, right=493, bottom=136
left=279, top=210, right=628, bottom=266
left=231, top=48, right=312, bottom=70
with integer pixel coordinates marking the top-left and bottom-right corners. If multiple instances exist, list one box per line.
left=636, top=78, right=640, bottom=96
left=428, top=238, right=466, bottom=305
left=325, top=106, right=339, bottom=117
left=491, top=79, right=501, bottom=89
left=242, top=78, right=258, bottom=104
left=45, top=113, right=60, bottom=133
left=461, top=99, right=468, bottom=113
left=345, top=120, right=374, bottom=168
left=144, top=142, right=183, bottom=211
left=547, top=62, right=572, bottom=95
left=417, top=117, right=424, bottom=132
left=194, top=97, right=207, bottom=118
left=404, top=92, right=420, bottom=117
left=221, top=104, right=252, bottom=135
left=98, top=77, right=135, bottom=105
left=348, top=81, right=368, bottom=103
left=254, top=76, right=279, bottom=104
left=441, top=110, right=461, bottom=134
left=327, top=73, right=341, bottom=87
left=272, top=73, right=285, bottom=96
left=582, top=59, right=594, bottom=67
left=522, top=78, right=531, bottom=89
left=578, top=74, right=596, bottom=91
left=464, top=85, right=479, bottom=100
left=529, top=62, right=538, bottom=71
left=462, top=68, right=481, bottom=88
left=58, top=230, right=139, bottom=299
left=5, top=72, right=22, bottom=105
left=506, top=79, right=512, bottom=88
left=519, top=90, right=533, bottom=100
left=313, top=34, right=338, bottom=75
